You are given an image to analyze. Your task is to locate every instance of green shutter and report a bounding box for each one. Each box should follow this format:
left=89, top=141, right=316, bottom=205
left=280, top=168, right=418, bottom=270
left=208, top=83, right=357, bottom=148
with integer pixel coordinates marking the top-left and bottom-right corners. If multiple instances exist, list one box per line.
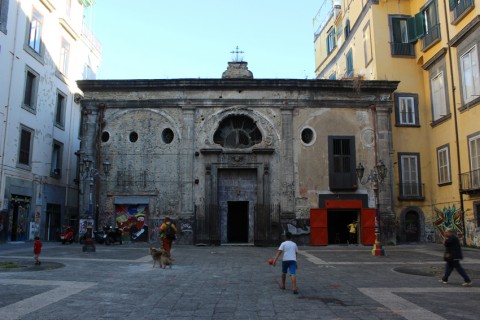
left=406, top=12, right=425, bottom=42
left=449, top=0, right=457, bottom=11
left=407, top=17, right=416, bottom=42
left=414, top=12, right=425, bottom=38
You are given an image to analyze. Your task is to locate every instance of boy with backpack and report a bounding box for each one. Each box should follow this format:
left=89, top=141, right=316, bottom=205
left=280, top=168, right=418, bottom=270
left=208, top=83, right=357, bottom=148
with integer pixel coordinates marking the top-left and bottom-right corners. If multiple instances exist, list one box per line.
left=159, top=216, right=177, bottom=255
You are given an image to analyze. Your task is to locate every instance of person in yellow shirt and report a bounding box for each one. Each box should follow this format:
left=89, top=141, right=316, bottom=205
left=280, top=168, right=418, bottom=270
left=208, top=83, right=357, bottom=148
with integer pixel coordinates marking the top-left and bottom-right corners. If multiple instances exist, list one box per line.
left=347, top=220, right=358, bottom=245
left=159, top=216, right=177, bottom=255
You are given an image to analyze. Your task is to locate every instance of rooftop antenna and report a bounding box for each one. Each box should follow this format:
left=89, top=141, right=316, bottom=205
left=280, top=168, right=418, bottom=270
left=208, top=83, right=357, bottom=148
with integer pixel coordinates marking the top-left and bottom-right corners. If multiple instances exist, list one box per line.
left=230, top=46, right=244, bottom=62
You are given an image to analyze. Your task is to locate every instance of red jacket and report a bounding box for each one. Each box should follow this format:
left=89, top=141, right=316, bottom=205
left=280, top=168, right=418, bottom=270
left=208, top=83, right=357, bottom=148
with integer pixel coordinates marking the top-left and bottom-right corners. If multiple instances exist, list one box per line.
left=34, top=240, right=42, bottom=254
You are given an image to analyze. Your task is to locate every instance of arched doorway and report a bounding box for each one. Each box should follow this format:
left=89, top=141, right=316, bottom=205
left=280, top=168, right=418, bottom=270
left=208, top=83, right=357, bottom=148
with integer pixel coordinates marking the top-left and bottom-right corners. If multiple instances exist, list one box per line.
left=405, top=211, right=420, bottom=242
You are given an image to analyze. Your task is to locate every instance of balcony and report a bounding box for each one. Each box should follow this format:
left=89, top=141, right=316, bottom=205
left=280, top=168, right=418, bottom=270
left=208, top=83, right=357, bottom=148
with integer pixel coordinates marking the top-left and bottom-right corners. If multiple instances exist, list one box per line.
left=459, top=169, right=480, bottom=194
left=398, top=183, right=425, bottom=200
left=451, top=0, right=475, bottom=24
left=422, top=24, right=441, bottom=50
left=391, top=42, right=415, bottom=57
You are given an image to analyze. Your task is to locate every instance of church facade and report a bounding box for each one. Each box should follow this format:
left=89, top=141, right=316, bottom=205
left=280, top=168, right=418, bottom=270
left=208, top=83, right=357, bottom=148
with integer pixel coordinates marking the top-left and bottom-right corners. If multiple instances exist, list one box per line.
left=77, top=62, right=398, bottom=246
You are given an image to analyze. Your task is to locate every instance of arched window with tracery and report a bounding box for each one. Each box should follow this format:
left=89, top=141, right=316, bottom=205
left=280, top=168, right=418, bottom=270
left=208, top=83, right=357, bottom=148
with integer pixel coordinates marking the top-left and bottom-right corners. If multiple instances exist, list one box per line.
left=213, top=115, right=262, bottom=148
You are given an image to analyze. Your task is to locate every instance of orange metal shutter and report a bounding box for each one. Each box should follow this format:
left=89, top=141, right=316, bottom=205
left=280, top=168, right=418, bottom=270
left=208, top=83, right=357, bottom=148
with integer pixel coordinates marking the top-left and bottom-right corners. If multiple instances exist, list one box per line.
left=310, top=208, right=328, bottom=245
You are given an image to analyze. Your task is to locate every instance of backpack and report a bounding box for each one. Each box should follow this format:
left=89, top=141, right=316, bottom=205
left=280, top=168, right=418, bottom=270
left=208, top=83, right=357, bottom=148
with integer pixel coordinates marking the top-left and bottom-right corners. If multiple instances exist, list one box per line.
left=165, top=223, right=176, bottom=240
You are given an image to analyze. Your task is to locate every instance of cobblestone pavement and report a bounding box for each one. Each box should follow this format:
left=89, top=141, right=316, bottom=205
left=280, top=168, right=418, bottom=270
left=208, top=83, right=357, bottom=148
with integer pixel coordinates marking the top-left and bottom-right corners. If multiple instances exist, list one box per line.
left=1, top=241, right=480, bottom=319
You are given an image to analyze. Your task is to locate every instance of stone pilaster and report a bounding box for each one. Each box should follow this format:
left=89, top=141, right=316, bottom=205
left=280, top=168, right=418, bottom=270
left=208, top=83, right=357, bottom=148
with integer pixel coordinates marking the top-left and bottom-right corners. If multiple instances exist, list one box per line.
left=180, top=106, right=195, bottom=216
left=281, top=107, right=295, bottom=215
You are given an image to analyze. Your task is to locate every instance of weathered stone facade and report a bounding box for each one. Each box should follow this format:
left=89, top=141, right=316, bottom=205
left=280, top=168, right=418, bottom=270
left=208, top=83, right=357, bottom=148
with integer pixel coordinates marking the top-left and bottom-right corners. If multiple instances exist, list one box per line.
left=77, top=62, right=398, bottom=246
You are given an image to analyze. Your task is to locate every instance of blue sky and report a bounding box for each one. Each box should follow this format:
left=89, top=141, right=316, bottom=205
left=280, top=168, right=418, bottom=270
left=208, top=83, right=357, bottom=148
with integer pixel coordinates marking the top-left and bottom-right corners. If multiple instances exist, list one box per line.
left=87, top=0, right=325, bottom=80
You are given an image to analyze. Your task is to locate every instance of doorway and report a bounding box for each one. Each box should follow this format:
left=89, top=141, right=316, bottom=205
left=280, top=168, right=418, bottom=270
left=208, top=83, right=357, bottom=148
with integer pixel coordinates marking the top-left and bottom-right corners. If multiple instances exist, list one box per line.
left=327, top=210, right=358, bottom=244
left=405, top=211, right=419, bottom=242
left=227, top=201, right=249, bottom=243
left=46, top=203, right=61, bottom=241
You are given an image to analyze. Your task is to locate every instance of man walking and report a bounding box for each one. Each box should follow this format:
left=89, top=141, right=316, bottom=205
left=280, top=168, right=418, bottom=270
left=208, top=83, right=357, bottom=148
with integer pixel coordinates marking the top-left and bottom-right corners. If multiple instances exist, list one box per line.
left=439, top=228, right=472, bottom=286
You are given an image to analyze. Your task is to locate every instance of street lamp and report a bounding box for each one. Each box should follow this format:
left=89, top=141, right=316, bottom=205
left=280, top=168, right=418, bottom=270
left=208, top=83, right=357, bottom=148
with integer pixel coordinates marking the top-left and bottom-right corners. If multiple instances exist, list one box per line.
left=78, top=157, right=111, bottom=252
left=79, top=157, right=111, bottom=218
left=356, top=160, right=387, bottom=256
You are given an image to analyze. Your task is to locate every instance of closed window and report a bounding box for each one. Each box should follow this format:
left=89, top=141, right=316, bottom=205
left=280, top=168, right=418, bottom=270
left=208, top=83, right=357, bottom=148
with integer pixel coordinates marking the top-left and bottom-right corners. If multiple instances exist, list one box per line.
left=328, top=136, right=357, bottom=190
left=0, top=0, right=9, bottom=34
left=460, top=45, right=480, bottom=104
left=59, top=38, right=70, bottom=76
left=431, top=72, right=448, bottom=121
left=469, top=134, right=480, bottom=189
left=344, top=19, right=351, bottom=39
left=28, top=9, right=43, bottom=54
left=437, top=145, right=451, bottom=184
left=18, top=125, right=34, bottom=169
left=23, top=68, right=39, bottom=112
left=55, top=91, right=66, bottom=128
left=363, top=23, right=372, bottom=65
left=327, top=28, right=336, bottom=55
left=394, top=93, right=419, bottom=126
left=51, top=140, right=63, bottom=178
left=399, top=153, right=423, bottom=198
left=346, top=49, right=353, bottom=78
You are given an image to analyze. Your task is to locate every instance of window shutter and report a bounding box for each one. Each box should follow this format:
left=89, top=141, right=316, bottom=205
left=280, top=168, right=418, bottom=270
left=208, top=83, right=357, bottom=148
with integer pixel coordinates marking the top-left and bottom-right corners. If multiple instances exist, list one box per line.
left=407, top=13, right=425, bottom=42
left=414, top=12, right=425, bottom=38
left=406, top=17, right=416, bottom=42
left=449, top=0, right=457, bottom=11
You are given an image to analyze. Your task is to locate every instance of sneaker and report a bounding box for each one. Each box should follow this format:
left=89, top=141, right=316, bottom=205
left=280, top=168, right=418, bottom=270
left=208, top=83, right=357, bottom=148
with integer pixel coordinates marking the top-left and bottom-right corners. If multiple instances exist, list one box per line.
left=462, top=282, right=472, bottom=287
left=438, top=279, right=448, bottom=284
left=293, top=290, right=298, bottom=294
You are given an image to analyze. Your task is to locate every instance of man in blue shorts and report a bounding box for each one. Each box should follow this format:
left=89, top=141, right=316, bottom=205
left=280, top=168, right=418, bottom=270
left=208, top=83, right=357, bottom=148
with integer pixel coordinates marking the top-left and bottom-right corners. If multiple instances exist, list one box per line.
left=272, top=231, right=299, bottom=294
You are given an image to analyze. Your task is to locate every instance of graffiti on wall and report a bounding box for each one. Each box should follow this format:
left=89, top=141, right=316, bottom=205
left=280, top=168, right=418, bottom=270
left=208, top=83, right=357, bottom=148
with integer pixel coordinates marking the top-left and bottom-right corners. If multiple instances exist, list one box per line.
left=281, top=218, right=310, bottom=236
left=434, top=205, right=463, bottom=239
left=115, top=205, right=149, bottom=240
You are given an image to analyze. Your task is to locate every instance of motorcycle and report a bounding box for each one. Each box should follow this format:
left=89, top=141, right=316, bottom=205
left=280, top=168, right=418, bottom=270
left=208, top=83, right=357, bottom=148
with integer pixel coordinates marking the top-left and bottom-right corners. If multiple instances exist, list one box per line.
left=79, top=229, right=106, bottom=244
left=60, top=226, right=74, bottom=244
left=104, top=225, right=122, bottom=245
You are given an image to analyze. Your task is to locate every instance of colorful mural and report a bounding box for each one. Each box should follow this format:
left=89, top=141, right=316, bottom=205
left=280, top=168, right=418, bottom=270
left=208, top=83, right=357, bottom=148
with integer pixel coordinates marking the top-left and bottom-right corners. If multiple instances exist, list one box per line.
left=115, top=205, right=149, bottom=241
left=434, top=205, right=463, bottom=239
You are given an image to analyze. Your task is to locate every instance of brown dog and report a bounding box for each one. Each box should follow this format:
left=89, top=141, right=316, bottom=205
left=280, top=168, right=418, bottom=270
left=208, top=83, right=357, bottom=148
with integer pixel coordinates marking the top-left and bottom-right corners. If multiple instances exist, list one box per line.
left=149, top=247, right=174, bottom=269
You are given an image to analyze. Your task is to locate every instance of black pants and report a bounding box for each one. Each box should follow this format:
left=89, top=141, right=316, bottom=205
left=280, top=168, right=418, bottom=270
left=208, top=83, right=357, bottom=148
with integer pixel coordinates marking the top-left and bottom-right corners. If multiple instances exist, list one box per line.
left=349, top=233, right=357, bottom=244
left=442, top=260, right=471, bottom=282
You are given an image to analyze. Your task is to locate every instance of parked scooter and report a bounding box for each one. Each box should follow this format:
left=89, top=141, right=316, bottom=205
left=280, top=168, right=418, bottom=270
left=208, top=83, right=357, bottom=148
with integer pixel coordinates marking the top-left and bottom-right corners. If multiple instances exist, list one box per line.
left=79, top=229, right=106, bottom=244
left=104, top=225, right=122, bottom=245
left=60, top=226, right=74, bottom=244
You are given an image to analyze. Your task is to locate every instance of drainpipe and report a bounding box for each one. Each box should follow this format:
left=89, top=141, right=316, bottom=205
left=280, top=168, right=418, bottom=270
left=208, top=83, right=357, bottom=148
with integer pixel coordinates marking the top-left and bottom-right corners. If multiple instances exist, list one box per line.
left=441, top=0, right=465, bottom=244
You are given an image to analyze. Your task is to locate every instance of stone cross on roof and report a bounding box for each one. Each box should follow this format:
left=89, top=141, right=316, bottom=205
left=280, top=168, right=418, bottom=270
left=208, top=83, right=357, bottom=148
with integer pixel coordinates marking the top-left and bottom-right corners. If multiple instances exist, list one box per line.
left=230, top=46, right=244, bottom=62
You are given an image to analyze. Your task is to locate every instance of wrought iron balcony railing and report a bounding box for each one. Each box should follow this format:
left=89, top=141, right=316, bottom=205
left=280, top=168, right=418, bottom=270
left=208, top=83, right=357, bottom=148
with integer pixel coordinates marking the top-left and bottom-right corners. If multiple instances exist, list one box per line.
left=459, top=169, right=480, bottom=194
left=398, top=182, right=425, bottom=200
left=422, top=24, right=441, bottom=49
left=452, top=0, right=475, bottom=22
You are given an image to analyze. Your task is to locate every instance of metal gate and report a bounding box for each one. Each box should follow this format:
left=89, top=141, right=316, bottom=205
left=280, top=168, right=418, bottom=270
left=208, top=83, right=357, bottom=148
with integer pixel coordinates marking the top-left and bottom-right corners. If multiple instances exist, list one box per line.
left=194, top=204, right=220, bottom=245
left=254, top=204, right=280, bottom=246
left=195, top=203, right=280, bottom=246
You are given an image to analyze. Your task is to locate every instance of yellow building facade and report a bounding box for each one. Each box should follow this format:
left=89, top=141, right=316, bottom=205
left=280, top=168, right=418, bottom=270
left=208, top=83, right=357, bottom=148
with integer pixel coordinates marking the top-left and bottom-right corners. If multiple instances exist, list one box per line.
left=314, top=0, right=480, bottom=245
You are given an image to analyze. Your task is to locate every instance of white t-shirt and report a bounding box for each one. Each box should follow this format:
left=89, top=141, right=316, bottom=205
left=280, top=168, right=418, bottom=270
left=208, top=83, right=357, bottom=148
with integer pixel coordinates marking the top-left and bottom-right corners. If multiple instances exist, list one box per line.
left=278, top=240, right=298, bottom=261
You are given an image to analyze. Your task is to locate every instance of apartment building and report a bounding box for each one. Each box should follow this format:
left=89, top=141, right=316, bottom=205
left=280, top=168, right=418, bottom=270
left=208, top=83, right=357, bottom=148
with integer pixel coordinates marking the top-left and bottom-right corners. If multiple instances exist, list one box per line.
left=0, top=0, right=101, bottom=242
left=314, top=0, right=480, bottom=245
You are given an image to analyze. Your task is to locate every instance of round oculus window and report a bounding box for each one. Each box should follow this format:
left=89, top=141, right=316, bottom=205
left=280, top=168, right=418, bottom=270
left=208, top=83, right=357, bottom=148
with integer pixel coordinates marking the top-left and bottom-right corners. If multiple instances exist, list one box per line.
left=129, top=131, right=138, bottom=142
left=162, top=128, right=174, bottom=144
left=301, top=128, right=315, bottom=145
